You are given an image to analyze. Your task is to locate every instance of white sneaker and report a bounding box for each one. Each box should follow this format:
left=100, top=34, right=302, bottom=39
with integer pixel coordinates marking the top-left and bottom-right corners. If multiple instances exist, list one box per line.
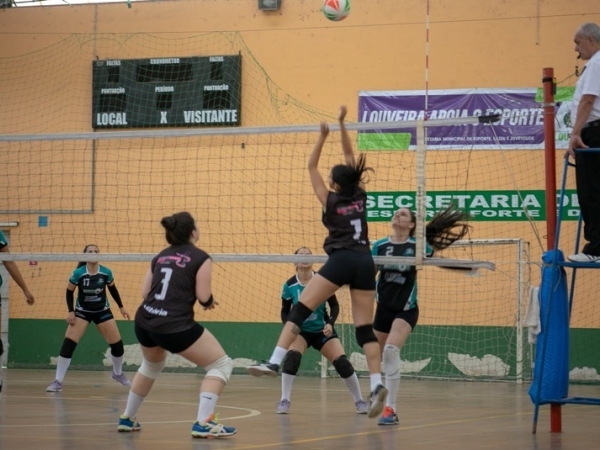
left=46, top=379, right=63, bottom=392
left=111, top=372, right=131, bottom=387
left=276, top=399, right=290, bottom=414
left=567, top=253, right=600, bottom=263
left=355, top=399, right=368, bottom=414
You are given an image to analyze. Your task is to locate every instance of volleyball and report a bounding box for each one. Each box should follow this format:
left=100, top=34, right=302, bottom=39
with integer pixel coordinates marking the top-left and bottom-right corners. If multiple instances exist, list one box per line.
left=322, top=0, right=351, bottom=22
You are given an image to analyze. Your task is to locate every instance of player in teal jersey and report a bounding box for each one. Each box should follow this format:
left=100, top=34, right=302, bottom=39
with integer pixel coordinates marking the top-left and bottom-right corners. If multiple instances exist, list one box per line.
left=0, top=229, right=35, bottom=397
left=371, top=206, right=469, bottom=426
left=275, top=247, right=367, bottom=414
left=46, top=244, right=131, bottom=392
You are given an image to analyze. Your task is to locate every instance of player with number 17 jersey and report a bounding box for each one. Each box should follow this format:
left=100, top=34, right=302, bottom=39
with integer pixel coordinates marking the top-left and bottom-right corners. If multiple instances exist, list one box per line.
left=69, top=265, right=115, bottom=313
left=135, top=244, right=210, bottom=334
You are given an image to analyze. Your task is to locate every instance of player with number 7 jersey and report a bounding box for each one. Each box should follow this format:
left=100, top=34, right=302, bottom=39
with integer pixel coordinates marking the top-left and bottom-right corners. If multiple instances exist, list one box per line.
left=247, top=105, right=388, bottom=421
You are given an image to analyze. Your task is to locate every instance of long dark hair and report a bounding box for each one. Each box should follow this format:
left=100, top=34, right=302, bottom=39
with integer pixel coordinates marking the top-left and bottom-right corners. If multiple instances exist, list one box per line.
left=330, top=153, right=373, bottom=197
left=161, top=211, right=196, bottom=245
left=424, top=204, right=470, bottom=250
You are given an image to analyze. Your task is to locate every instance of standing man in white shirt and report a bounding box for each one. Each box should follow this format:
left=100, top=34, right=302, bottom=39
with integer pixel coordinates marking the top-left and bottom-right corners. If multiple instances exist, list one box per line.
left=567, top=23, right=600, bottom=263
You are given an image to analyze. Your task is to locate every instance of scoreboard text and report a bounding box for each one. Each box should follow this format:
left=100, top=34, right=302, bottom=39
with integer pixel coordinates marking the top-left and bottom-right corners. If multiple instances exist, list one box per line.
left=92, top=55, right=241, bottom=129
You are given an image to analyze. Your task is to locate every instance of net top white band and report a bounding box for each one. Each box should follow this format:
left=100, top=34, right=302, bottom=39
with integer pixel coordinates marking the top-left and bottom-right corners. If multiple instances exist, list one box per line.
left=0, top=115, right=500, bottom=142
left=0, top=252, right=495, bottom=271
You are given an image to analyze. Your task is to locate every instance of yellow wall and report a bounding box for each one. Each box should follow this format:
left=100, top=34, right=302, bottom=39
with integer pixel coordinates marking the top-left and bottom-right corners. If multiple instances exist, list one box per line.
left=1, top=1, right=599, bottom=327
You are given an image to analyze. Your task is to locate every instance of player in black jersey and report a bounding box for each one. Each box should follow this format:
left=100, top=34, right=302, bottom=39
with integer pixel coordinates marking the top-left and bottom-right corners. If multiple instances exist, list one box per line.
left=372, top=206, right=469, bottom=426
left=248, top=106, right=387, bottom=419
left=46, top=244, right=131, bottom=392
left=118, top=212, right=236, bottom=439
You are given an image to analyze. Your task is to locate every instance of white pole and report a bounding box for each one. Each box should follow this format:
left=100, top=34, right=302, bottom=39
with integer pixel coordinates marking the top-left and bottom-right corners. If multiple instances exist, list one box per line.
left=516, top=238, right=525, bottom=384
left=415, top=120, right=426, bottom=269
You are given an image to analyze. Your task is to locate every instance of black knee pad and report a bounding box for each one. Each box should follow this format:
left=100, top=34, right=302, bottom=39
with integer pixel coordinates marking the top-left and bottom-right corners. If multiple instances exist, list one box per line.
left=332, top=354, right=355, bottom=379
left=355, top=324, right=377, bottom=347
left=0, top=339, right=3, bottom=356
left=286, top=302, right=314, bottom=328
left=109, top=340, right=125, bottom=357
left=282, top=350, right=302, bottom=376
left=59, top=338, right=78, bottom=359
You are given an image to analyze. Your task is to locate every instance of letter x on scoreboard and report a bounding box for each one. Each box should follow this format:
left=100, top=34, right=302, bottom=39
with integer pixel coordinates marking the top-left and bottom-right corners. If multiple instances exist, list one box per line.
left=92, top=55, right=241, bottom=129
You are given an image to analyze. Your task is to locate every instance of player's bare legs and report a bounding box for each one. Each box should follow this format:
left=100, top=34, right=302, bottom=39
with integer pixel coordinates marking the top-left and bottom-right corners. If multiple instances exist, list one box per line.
left=97, top=319, right=130, bottom=386
left=351, top=288, right=386, bottom=418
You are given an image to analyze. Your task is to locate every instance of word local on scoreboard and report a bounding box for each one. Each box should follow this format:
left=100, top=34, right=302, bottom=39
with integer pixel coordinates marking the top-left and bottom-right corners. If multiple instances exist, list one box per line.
left=92, top=55, right=241, bottom=129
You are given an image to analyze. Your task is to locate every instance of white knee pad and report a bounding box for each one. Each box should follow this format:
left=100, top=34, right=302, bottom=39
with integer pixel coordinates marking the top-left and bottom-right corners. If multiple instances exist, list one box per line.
left=382, top=344, right=401, bottom=380
left=204, top=355, right=233, bottom=384
left=138, top=358, right=166, bottom=380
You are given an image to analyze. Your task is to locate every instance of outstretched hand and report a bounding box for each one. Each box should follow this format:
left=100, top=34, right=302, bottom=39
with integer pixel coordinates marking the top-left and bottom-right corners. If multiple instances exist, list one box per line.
left=320, top=121, right=330, bottom=138
left=338, top=105, right=347, bottom=122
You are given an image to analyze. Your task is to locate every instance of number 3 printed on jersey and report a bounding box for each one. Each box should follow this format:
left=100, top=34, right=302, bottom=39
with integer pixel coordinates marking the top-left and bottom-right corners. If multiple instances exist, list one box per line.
left=155, top=267, right=173, bottom=300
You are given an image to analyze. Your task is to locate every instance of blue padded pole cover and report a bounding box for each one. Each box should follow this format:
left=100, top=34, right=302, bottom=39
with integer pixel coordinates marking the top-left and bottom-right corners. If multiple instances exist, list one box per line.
left=528, top=249, right=569, bottom=404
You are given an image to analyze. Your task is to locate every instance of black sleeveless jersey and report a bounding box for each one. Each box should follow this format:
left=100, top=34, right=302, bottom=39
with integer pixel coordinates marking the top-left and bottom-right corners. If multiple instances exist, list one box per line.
left=322, top=190, right=370, bottom=255
left=135, top=243, right=210, bottom=334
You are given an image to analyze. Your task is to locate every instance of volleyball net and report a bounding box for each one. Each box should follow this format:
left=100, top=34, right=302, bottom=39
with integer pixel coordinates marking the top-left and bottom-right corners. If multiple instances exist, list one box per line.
left=0, top=116, right=535, bottom=382
left=0, top=31, right=543, bottom=380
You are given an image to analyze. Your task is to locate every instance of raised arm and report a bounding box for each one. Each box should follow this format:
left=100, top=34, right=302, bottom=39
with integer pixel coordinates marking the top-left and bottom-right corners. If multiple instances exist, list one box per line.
left=338, top=105, right=355, bottom=167
left=308, top=121, right=330, bottom=207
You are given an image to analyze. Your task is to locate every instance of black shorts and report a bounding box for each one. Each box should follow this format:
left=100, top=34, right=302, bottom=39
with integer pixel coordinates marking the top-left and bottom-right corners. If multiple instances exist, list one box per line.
left=299, top=329, right=339, bottom=352
left=373, top=303, right=419, bottom=333
left=134, top=322, right=204, bottom=354
left=74, top=309, right=115, bottom=325
left=318, top=249, right=376, bottom=290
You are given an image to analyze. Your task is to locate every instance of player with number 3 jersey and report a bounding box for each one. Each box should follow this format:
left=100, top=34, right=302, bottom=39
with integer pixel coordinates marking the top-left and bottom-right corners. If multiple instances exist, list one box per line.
left=118, top=212, right=236, bottom=438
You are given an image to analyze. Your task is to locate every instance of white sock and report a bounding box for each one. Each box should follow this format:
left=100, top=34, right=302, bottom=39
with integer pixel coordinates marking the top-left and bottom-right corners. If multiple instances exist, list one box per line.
left=197, top=392, right=219, bottom=423
left=55, top=356, right=72, bottom=382
left=369, top=373, right=382, bottom=391
left=111, top=355, right=124, bottom=375
left=343, top=373, right=363, bottom=403
left=269, top=346, right=288, bottom=365
left=383, top=344, right=401, bottom=410
left=281, top=373, right=295, bottom=401
left=123, top=391, right=145, bottom=418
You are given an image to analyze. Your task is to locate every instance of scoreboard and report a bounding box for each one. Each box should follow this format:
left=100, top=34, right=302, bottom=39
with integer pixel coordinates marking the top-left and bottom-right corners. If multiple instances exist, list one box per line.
left=92, top=55, right=241, bottom=129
